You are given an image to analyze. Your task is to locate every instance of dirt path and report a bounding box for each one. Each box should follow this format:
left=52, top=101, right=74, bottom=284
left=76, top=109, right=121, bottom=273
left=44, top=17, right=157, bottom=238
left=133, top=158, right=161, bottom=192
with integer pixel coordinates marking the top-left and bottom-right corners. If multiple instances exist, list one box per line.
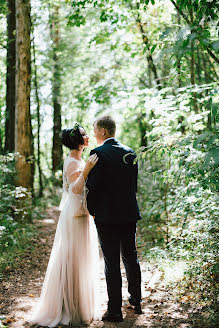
left=0, top=207, right=210, bottom=328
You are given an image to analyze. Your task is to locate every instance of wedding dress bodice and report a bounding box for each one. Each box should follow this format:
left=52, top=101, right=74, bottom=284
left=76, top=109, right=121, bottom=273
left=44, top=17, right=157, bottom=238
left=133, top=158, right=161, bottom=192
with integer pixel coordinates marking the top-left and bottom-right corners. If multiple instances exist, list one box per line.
left=59, top=156, right=88, bottom=215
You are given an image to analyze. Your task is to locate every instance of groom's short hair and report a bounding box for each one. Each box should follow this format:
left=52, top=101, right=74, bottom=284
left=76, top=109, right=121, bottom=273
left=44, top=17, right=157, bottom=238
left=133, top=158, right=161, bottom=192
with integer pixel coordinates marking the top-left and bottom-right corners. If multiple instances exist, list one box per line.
left=94, top=116, right=116, bottom=136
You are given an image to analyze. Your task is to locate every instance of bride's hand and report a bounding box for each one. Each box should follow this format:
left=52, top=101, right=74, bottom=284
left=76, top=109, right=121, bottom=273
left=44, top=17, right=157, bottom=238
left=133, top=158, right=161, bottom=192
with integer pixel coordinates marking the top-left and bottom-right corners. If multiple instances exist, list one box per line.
left=83, top=154, right=98, bottom=178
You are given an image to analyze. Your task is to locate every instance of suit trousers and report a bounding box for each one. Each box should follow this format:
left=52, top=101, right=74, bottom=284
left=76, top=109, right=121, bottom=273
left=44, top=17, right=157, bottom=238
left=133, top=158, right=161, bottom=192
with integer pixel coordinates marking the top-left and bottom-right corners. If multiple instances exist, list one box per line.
left=95, top=222, right=141, bottom=313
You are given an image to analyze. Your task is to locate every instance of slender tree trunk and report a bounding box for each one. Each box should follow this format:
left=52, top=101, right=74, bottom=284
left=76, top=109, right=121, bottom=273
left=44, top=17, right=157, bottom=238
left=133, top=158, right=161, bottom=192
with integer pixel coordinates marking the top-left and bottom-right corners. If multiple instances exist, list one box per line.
left=196, top=49, right=202, bottom=82
left=147, top=65, right=152, bottom=88
left=190, top=7, right=198, bottom=113
left=32, top=36, right=43, bottom=195
left=132, top=2, right=161, bottom=90
left=15, top=0, right=33, bottom=189
left=177, top=62, right=182, bottom=87
left=134, top=6, right=161, bottom=144
left=201, top=53, right=213, bottom=129
left=137, top=16, right=161, bottom=90
left=205, top=54, right=218, bottom=80
left=0, top=131, right=3, bottom=154
left=50, top=5, right=62, bottom=172
left=177, top=13, right=182, bottom=88
left=5, top=0, right=16, bottom=152
left=176, top=13, right=186, bottom=134
left=138, top=114, right=148, bottom=147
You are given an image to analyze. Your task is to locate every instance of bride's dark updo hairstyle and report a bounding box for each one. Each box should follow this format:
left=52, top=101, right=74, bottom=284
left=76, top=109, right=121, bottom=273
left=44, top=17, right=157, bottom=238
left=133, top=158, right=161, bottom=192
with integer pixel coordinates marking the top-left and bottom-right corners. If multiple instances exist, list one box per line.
left=61, top=123, right=85, bottom=150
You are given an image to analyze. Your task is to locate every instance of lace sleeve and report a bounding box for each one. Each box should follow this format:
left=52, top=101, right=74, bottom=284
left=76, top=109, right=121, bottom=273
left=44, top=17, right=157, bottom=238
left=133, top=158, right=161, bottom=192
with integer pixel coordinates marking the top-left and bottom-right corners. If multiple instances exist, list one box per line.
left=66, top=160, right=88, bottom=216
left=66, top=161, right=86, bottom=195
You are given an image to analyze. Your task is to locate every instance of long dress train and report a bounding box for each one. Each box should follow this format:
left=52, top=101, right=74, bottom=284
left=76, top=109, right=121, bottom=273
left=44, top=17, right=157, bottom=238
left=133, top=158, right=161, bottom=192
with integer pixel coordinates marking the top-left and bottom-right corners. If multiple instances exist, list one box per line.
left=31, top=156, right=100, bottom=327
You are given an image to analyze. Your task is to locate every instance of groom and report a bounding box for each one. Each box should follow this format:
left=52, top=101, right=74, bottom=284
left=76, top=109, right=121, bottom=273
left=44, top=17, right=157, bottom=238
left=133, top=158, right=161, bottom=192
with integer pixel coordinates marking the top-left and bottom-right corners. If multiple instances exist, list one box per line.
left=86, top=115, right=142, bottom=322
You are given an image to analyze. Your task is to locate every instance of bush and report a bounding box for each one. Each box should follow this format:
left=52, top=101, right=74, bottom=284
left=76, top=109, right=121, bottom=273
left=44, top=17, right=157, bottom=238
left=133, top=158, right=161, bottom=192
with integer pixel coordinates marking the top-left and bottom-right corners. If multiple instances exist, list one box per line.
left=0, top=154, right=35, bottom=275
left=137, top=131, right=219, bottom=307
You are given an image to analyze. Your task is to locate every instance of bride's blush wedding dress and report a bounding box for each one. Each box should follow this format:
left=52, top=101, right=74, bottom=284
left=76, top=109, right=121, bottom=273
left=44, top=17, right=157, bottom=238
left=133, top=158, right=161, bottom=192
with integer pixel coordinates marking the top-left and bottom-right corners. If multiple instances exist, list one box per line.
left=31, top=156, right=100, bottom=327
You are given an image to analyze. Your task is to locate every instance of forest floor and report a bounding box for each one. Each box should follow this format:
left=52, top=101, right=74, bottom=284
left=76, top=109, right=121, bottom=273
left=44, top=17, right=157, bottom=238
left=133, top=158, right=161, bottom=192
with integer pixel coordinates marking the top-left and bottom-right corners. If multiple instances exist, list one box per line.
left=0, top=207, right=214, bottom=328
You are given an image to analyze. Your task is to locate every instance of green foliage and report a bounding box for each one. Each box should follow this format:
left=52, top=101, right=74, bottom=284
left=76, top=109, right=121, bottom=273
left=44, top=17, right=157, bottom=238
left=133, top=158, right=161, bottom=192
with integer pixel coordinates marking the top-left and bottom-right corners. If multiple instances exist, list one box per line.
left=0, top=154, right=32, bottom=221
left=0, top=154, right=35, bottom=275
left=0, top=0, right=6, bottom=16
left=137, top=128, right=219, bottom=307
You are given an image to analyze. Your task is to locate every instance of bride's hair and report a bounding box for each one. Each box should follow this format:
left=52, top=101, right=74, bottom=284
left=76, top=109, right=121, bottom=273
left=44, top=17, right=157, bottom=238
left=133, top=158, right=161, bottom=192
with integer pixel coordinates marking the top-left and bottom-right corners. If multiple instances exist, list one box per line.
left=61, top=124, right=85, bottom=150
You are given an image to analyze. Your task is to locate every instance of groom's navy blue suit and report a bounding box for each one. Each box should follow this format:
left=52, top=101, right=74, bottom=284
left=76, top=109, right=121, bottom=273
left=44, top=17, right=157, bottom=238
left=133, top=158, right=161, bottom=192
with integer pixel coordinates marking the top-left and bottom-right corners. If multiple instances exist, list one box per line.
left=86, top=138, right=142, bottom=314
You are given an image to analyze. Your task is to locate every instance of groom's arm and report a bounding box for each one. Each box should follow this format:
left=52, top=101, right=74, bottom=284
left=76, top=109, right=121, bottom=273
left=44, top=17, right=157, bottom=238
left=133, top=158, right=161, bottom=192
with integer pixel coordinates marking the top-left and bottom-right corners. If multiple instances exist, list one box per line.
left=130, top=150, right=138, bottom=193
left=135, top=161, right=138, bottom=193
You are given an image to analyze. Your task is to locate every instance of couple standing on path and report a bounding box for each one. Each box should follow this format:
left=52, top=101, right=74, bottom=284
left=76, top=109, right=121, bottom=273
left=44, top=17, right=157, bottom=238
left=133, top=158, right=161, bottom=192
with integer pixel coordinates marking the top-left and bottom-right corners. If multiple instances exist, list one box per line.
left=31, top=116, right=142, bottom=327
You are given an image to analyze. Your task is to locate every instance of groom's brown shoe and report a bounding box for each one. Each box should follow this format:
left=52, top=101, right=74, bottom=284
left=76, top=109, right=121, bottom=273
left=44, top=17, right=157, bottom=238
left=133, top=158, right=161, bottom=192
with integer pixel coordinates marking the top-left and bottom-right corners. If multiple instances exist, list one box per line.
left=102, top=311, right=123, bottom=322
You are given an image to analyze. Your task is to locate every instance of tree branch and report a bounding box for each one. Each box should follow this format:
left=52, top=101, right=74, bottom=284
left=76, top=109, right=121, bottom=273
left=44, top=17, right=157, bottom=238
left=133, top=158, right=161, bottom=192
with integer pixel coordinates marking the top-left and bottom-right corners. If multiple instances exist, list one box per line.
left=170, top=0, right=191, bottom=25
left=206, top=47, right=219, bottom=65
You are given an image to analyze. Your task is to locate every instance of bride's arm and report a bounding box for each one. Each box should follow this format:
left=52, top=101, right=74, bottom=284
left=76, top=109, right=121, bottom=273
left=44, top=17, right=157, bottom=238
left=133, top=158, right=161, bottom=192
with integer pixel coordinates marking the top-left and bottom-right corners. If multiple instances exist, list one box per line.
left=67, top=154, right=98, bottom=194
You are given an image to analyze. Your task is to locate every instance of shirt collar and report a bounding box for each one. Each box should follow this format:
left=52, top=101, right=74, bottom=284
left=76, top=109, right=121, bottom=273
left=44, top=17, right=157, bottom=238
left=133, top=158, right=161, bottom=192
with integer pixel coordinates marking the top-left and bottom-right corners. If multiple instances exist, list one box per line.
left=102, top=137, right=116, bottom=145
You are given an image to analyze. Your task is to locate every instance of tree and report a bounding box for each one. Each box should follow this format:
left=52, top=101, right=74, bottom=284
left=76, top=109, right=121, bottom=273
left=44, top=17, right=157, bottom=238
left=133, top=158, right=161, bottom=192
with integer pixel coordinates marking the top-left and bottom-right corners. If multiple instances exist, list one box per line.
left=5, top=0, right=16, bottom=152
left=32, top=35, right=43, bottom=195
left=15, top=0, right=33, bottom=189
left=50, top=4, right=63, bottom=173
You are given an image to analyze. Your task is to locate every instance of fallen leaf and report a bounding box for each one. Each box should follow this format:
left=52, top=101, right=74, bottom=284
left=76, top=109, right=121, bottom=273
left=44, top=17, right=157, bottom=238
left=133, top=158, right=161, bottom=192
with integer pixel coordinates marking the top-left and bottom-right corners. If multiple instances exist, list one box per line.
left=3, top=317, right=16, bottom=324
left=180, top=295, right=193, bottom=303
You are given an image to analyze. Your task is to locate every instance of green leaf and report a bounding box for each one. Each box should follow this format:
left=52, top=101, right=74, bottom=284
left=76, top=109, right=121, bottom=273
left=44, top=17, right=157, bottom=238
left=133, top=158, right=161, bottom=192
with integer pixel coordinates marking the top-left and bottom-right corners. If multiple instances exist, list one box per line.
left=160, top=28, right=173, bottom=40
left=204, top=148, right=219, bottom=167
left=151, top=44, right=157, bottom=54
left=210, top=40, right=219, bottom=52
left=193, top=132, right=210, bottom=148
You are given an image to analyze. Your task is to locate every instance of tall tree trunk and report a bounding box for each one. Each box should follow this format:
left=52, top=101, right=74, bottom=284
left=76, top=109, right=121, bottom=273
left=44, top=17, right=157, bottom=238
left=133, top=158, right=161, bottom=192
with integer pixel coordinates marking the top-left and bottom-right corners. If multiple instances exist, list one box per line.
left=50, top=5, right=62, bottom=172
left=5, top=0, right=16, bottom=152
left=15, top=0, right=33, bottom=189
left=32, top=36, right=43, bottom=196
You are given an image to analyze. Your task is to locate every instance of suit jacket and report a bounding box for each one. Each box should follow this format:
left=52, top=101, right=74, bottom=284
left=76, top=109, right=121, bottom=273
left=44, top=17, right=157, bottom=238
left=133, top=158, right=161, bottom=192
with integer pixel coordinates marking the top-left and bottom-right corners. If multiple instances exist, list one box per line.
left=86, top=138, right=142, bottom=224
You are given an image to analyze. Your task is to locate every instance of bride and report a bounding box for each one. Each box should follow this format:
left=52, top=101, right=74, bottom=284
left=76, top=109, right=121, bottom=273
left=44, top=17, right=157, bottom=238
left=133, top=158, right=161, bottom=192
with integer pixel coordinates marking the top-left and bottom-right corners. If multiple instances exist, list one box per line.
left=31, top=123, right=100, bottom=327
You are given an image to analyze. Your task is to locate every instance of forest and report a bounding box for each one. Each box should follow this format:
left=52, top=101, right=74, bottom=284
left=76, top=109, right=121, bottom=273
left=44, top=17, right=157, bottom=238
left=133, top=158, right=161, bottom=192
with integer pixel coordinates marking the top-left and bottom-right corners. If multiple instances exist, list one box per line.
left=0, top=0, right=218, bottom=327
